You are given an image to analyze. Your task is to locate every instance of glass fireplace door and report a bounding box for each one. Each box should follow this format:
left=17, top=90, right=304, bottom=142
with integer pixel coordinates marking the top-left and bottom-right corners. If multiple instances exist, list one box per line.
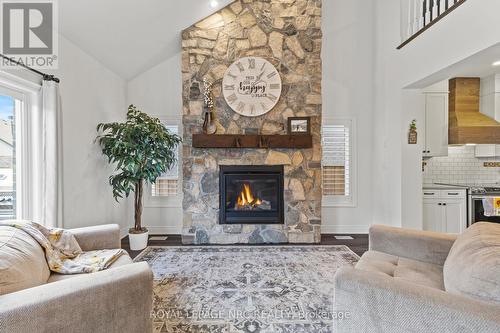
left=219, top=166, right=284, bottom=225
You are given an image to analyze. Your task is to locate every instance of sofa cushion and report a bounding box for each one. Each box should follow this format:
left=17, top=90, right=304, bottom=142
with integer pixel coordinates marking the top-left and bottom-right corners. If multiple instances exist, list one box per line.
left=443, top=222, right=500, bottom=304
left=47, top=252, right=133, bottom=283
left=0, top=226, right=50, bottom=295
left=355, top=250, right=445, bottom=290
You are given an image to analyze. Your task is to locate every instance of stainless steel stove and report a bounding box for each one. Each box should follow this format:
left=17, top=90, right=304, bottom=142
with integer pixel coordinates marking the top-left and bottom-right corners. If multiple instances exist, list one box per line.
left=467, top=184, right=500, bottom=226
left=469, top=185, right=500, bottom=195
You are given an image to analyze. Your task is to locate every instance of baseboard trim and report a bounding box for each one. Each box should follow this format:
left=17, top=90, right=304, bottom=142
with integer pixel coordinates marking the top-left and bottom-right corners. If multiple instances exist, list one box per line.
left=321, top=224, right=369, bottom=234
left=121, top=226, right=182, bottom=238
left=146, top=226, right=182, bottom=235
left=123, top=225, right=367, bottom=237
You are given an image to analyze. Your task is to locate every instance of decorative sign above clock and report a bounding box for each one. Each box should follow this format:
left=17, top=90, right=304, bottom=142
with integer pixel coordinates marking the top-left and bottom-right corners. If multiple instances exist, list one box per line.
left=222, top=56, right=282, bottom=117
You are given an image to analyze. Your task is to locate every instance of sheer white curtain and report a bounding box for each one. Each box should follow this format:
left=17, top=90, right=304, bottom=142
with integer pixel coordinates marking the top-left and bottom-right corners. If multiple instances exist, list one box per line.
left=0, top=71, right=63, bottom=227
left=39, top=80, right=63, bottom=228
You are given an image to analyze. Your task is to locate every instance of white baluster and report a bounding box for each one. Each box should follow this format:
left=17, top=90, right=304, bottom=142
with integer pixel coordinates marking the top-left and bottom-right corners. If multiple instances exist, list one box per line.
left=432, top=0, right=439, bottom=19
left=416, top=0, right=424, bottom=30
left=408, top=0, right=418, bottom=37
left=406, top=0, right=415, bottom=38
left=400, top=0, right=407, bottom=41
left=425, top=0, right=431, bottom=25
left=401, top=0, right=412, bottom=41
left=399, top=0, right=408, bottom=42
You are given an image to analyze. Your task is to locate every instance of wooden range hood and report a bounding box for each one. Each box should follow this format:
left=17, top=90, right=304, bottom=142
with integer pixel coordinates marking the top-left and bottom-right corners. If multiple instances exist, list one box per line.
left=449, top=78, right=500, bottom=145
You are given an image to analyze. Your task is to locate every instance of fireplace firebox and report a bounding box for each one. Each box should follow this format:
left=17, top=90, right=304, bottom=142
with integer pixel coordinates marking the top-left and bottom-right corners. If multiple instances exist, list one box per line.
left=219, top=165, right=284, bottom=225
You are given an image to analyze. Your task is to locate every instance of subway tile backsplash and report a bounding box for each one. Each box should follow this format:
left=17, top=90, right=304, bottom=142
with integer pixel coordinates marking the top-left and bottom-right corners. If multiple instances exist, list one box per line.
left=423, top=146, right=500, bottom=185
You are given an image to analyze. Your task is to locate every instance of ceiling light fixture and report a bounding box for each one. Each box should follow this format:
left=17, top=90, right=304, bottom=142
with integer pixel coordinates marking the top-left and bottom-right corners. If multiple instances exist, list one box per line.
left=210, top=0, right=218, bottom=8
left=493, top=60, right=500, bottom=67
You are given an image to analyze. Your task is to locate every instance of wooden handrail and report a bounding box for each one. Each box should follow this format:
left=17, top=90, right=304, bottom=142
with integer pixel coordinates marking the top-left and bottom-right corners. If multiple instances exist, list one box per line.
left=397, top=0, right=468, bottom=50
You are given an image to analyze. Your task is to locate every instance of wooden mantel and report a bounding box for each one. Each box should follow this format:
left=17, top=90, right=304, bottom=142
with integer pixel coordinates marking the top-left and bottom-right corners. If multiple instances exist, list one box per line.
left=192, top=134, right=313, bottom=149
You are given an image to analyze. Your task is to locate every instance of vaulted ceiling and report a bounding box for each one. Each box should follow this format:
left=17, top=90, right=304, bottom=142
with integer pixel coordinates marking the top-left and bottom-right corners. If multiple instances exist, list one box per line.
left=59, top=0, right=233, bottom=79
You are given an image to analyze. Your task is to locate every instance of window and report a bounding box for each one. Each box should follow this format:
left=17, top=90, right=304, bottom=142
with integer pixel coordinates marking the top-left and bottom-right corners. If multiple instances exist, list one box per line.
left=0, top=91, right=24, bottom=219
left=151, top=124, right=180, bottom=197
left=0, top=72, right=51, bottom=224
left=322, top=118, right=356, bottom=207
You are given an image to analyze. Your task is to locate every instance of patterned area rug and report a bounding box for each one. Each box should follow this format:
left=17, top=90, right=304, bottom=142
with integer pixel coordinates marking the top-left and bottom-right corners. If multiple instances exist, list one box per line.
left=135, top=246, right=359, bottom=333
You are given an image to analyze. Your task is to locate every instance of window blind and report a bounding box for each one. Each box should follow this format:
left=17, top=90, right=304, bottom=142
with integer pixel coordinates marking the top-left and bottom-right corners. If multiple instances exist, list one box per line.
left=151, top=124, right=179, bottom=197
left=322, top=124, right=350, bottom=197
left=151, top=179, right=178, bottom=197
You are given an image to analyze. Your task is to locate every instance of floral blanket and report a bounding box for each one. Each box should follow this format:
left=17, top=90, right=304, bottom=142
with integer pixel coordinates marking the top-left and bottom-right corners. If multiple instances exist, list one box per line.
left=1, top=220, right=124, bottom=274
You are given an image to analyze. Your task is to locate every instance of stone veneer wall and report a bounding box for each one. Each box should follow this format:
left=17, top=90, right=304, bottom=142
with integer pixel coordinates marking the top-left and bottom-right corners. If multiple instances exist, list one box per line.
left=181, top=0, right=322, bottom=244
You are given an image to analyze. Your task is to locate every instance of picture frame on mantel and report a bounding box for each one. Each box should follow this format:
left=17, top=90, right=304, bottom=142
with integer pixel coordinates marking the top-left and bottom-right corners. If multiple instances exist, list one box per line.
left=288, top=117, right=311, bottom=135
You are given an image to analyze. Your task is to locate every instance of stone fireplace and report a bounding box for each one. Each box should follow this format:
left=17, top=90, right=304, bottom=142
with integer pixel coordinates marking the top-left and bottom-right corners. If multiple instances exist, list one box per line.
left=181, top=0, right=322, bottom=244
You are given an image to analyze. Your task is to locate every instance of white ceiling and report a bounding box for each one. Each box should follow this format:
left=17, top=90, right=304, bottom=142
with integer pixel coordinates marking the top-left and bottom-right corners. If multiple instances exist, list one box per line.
left=408, top=42, right=500, bottom=88
left=59, top=0, right=233, bottom=80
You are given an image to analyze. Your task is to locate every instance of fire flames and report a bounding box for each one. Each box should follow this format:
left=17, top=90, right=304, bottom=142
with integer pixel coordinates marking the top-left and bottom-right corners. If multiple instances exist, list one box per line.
left=236, top=184, right=262, bottom=208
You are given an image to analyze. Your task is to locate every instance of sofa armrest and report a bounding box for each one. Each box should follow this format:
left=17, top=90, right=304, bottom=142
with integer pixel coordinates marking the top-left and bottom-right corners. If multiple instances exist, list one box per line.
left=369, top=224, right=457, bottom=265
left=0, top=262, right=152, bottom=333
left=69, top=224, right=121, bottom=251
left=334, top=267, right=500, bottom=333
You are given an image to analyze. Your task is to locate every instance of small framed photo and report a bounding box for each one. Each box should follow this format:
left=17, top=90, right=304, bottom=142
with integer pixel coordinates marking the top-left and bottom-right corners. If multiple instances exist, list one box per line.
left=288, top=117, right=311, bottom=135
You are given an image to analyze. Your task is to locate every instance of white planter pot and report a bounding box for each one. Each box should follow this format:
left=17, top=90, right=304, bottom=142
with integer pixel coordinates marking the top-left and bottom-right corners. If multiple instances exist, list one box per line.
left=129, top=231, right=149, bottom=251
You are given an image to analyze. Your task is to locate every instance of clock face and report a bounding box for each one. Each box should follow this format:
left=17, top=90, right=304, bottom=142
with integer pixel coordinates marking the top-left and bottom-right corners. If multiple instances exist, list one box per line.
left=222, top=57, right=282, bottom=117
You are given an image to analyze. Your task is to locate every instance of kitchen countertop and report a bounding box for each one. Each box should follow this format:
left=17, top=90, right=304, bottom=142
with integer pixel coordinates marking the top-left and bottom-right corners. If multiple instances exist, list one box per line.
left=423, top=184, right=468, bottom=190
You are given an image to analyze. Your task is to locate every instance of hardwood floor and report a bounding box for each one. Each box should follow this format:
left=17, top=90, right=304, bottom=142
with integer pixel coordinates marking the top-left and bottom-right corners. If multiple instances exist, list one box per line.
left=122, top=234, right=368, bottom=259
left=320, top=234, right=369, bottom=257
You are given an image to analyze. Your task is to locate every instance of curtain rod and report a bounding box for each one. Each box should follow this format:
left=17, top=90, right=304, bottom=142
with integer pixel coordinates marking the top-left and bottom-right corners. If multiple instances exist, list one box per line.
left=0, top=53, right=60, bottom=83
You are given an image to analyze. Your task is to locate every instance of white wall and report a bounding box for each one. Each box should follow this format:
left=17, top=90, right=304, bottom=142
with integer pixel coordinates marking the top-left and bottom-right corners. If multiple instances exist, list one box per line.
left=127, top=55, right=182, bottom=120
left=480, top=74, right=500, bottom=121
left=48, top=36, right=130, bottom=232
left=126, top=0, right=378, bottom=235
left=126, top=51, right=183, bottom=234
left=126, top=0, right=500, bottom=235
left=373, top=0, right=500, bottom=229
left=400, top=89, right=425, bottom=230
left=321, top=0, right=375, bottom=233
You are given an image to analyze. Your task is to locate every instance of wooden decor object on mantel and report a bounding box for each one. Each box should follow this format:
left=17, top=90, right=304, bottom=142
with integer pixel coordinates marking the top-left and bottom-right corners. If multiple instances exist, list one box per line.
left=192, top=134, right=313, bottom=149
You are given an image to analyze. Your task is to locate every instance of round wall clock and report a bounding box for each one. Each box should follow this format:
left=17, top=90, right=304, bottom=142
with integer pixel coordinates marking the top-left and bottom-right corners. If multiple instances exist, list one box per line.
left=222, top=56, right=282, bottom=117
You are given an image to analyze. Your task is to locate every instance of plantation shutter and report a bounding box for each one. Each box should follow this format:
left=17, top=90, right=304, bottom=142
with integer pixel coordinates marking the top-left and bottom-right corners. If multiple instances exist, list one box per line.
left=151, top=125, right=179, bottom=197
left=322, top=123, right=350, bottom=197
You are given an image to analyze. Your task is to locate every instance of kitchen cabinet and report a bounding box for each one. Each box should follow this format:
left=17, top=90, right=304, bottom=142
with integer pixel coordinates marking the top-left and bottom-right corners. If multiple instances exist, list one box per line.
left=444, top=201, right=466, bottom=234
left=475, top=144, right=500, bottom=157
left=423, top=189, right=466, bottom=233
left=423, top=93, right=448, bottom=158
left=423, top=200, right=443, bottom=232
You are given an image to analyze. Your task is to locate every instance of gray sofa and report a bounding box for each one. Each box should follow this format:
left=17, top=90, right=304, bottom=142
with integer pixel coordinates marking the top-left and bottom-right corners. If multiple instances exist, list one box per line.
left=0, top=224, right=153, bottom=333
left=334, top=223, right=500, bottom=333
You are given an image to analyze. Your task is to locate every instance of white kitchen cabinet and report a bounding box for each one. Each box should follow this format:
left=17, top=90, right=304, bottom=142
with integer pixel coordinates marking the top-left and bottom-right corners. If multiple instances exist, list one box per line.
left=444, top=201, right=466, bottom=234
left=423, top=199, right=443, bottom=232
left=423, top=93, right=448, bottom=158
left=423, top=189, right=466, bottom=233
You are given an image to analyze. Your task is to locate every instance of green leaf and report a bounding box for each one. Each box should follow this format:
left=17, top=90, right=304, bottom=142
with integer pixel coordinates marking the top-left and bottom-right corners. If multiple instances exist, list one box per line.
left=96, top=104, right=182, bottom=202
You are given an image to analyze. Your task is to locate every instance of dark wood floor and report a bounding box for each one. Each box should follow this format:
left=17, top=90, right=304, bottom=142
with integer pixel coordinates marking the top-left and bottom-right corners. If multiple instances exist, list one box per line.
left=122, top=234, right=368, bottom=259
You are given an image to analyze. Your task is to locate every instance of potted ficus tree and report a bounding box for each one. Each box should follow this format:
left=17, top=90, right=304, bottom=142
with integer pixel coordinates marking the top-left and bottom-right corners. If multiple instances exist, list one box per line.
left=96, top=105, right=182, bottom=250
